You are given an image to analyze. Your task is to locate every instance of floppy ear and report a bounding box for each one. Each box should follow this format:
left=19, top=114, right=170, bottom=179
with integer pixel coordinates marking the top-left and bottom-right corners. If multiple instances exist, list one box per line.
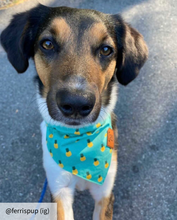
left=112, top=15, right=148, bottom=85
left=0, top=4, right=50, bottom=73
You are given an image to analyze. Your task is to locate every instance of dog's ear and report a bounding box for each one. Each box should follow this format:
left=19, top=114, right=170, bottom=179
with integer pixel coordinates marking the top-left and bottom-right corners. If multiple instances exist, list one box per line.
left=111, top=15, right=148, bottom=86
left=0, top=4, right=50, bottom=73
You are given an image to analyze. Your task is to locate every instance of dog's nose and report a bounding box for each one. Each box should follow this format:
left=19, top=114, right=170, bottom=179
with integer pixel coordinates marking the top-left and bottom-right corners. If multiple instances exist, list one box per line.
left=56, top=90, right=95, bottom=117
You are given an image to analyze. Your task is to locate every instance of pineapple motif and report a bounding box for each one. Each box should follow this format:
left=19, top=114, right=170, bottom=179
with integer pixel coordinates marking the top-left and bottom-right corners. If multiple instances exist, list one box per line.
left=49, top=134, right=53, bottom=138
left=49, top=149, right=53, bottom=157
left=66, top=148, right=72, bottom=157
left=72, top=166, right=78, bottom=175
left=93, top=158, right=99, bottom=166
left=101, top=144, right=105, bottom=152
left=86, top=172, right=92, bottom=180
left=80, top=154, right=86, bottom=161
left=86, top=132, right=92, bottom=136
left=96, top=123, right=101, bottom=128
left=98, top=175, right=103, bottom=182
left=74, top=129, right=80, bottom=135
left=54, top=140, right=58, bottom=149
left=105, top=161, right=109, bottom=169
left=58, top=160, right=64, bottom=168
left=87, top=139, right=93, bottom=148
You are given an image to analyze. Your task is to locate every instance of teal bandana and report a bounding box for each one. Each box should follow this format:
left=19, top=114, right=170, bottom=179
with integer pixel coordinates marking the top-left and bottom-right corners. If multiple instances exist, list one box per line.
left=46, top=115, right=113, bottom=185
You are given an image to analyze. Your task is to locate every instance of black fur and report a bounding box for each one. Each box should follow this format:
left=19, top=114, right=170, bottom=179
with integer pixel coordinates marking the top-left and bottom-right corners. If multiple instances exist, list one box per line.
left=34, top=75, right=44, bottom=96
left=111, top=14, right=148, bottom=85
left=1, top=5, right=51, bottom=73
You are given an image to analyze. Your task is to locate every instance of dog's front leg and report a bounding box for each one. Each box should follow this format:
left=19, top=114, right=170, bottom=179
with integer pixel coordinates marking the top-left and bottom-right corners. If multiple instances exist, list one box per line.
left=89, top=150, right=117, bottom=220
left=40, top=121, right=76, bottom=220
left=51, top=187, right=75, bottom=220
left=93, top=193, right=115, bottom=220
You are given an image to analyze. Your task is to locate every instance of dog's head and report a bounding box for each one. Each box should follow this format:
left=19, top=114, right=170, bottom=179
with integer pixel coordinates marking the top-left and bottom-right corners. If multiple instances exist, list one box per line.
left=1, top=4, right=148, bottom=126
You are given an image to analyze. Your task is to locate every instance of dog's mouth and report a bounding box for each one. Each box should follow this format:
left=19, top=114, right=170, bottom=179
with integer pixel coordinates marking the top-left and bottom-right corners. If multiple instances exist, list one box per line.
left=65, top=120, right=82, bottom=126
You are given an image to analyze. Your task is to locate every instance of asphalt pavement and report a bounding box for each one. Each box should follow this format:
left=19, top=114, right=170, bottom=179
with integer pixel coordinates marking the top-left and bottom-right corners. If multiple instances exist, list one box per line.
left=0, top=0, right=177, bottom=219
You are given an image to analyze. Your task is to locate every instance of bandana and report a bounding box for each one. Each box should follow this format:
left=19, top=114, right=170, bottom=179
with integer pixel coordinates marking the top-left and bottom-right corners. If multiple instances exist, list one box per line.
left=46, top=115, right=114, bottom=185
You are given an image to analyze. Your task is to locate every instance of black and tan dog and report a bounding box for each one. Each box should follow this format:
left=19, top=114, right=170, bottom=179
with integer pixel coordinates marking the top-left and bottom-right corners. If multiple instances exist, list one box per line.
left=1, top=4, right=148, bottom=220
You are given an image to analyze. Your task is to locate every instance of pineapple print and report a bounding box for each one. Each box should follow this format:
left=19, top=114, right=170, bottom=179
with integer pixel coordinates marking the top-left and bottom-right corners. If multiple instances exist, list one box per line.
left=105, top=161, right=109, bottom=169
left=54, top=140, right=58, bottom=149
left=80, top=154, right=86, bottom=161
left=86, top=172, right=92, bottom=180
left=110, top=149, right=113, bottom=153
left=96, top=123, right=101, bottom=128
left=72, top=166, right=78, bottom=175
left=74, top=129, right=80, bottom=135
left=64, top=134, right=69, bottom=139
left=86, top=132, right=92, bottom=136
left=87, top=139, right=93, bottom=148
left=49, top=149, right=53, bottom=157
left=66, top=148, right=72, bottom=157
left=58, top=160, right=64, bottom=168
left=101, top=144, right=105, bottom=152
left=49, top=134, right=53, bottom=138
left=93, top=158, right=99, bottom=166
left=98, top=175, right=103, bottom=182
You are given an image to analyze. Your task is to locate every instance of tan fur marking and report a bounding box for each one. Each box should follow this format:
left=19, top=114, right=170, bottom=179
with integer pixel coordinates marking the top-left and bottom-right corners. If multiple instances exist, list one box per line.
left=98, top=193, right=115, bottom=220
left=51, top=18, right=72, bottom=42
left=112, top=149, right=118, bottom=161
left=34, top=52, right=51, bottom=91
left=104, top=60, right=116, bottom=88
left=88, top=22, right=115, bottom=46
left=86, top=22, right=116, bottom=93
left=53, top=197, right=65, bottom=220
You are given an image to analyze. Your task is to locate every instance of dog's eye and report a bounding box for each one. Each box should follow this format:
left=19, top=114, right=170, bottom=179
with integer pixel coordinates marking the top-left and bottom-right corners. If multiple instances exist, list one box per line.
left=100, top=46, right=113, bottom=56
left=41, top=40, right=54, bottom=50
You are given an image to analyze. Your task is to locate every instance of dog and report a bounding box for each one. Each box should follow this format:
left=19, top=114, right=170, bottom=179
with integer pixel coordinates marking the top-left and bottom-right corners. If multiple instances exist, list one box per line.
left=1, top=4, right=148, bottom=220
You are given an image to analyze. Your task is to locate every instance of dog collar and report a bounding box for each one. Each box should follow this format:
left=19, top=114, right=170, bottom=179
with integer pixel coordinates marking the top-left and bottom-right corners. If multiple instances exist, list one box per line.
left=46, top=115, right=114, bottom=185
